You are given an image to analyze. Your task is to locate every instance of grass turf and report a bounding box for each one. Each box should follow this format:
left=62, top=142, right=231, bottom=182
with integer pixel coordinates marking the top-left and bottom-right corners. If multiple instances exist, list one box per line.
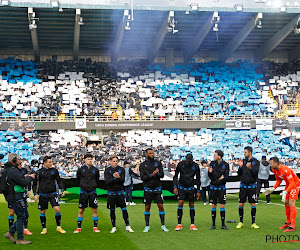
left=0, top=192, right=300, bottom=250
left=66, top=187, right=175, bottom=197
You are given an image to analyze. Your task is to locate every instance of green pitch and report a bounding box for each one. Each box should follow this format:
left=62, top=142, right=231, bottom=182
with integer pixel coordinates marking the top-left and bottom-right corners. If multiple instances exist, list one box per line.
left=0, top=192, right=300, bottom=250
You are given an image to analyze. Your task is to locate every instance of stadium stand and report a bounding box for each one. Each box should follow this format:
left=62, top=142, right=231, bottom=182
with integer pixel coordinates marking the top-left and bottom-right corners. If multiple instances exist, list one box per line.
left=0, top=57, right=300, bottom=178
left=0, top=58, right=277, bottom=120
left=1, top=126, right=297, bottom=178
left=0, top=130, right=39, bottom=163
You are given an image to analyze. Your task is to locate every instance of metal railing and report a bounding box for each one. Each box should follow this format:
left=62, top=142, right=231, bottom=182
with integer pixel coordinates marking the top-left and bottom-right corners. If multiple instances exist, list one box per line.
left=282, top=102, right=300, bottom=117
left=283, top=103, right=300, bottom=110
left=0, top=114, right=276, bottom=122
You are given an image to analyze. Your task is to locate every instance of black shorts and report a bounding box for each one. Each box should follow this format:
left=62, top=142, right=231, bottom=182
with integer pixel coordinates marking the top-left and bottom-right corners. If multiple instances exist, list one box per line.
left=239, top=183, right=257, bottom=204
left=209, top=186, right=226, bottom=204
left=144, top=189, right=164, bottom=205
left=107, top=193, right=126, bottom=209
left=177, top=188, right=196, bottom=202
left=38, top=193, right=59, bottom=210
left=79, top=192, right=98, bottom=209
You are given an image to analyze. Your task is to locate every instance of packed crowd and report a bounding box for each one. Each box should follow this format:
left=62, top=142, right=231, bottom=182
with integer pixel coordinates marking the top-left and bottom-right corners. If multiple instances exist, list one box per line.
left=259, top=60, right=300, bottom=108
left=0, top=58, right=285, bottom=120
left=1, top=127, right=299, bottom=179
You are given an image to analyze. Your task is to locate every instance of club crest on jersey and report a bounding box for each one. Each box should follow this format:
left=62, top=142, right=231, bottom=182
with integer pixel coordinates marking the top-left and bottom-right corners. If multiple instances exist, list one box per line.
left=92, top=169, right=95, bottom=174
left=192, top=165, right=195, bottom=170
left=252, top=161, right=255, bottom=165
left=51, top=170, right=54, bottom=175
left=154, top=162, right=158, bottom=167
left=222, top=165, right=225, bottom=169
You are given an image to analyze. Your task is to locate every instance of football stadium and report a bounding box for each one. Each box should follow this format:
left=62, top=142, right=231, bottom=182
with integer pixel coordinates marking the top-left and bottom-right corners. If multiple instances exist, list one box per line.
left=1, top=0, right=300, bottom=249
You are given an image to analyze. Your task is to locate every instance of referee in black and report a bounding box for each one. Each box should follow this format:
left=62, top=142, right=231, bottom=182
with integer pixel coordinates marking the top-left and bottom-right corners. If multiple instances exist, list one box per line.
left=139, top=148, right=169, bottom=233
left=32, top=156, right=66, bottom=234
left=74, top=153, right=100, bottom=233
left=236, top=146, right=260, bottom=229
left=208, top=150, right=229, bottom=230
left=173, top=153, right=201, bottom=231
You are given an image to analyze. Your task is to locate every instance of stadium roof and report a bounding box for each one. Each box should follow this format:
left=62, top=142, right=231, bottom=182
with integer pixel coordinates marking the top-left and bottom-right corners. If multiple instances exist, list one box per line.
left=0, top=3, right=300, bottom=61
left=4, top=0, right=300, bottom=13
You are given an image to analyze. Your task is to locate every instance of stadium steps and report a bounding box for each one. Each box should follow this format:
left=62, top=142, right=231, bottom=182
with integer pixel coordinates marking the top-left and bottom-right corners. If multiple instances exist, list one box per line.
left=268, top=90, right=277, bottom=104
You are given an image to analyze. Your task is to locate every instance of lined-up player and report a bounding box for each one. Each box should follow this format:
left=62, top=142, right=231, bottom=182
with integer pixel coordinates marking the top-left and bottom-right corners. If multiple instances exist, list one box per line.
left=208, top=150, right=229, bottom=230
left=33, top=156, right=66, bottom=234
left=139, top=148, right=169, bottom=233
left=236, top=146, right=260, bottom=229
left=74, top=153, right=100, bottom=233
left=173, top=153, right=201, bottom=231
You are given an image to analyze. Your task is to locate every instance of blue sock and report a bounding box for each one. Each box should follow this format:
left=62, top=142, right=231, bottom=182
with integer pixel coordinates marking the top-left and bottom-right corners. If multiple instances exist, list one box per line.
left=8, top=215, right=14, bottom=228
left=251, top=206, right=256, bottom=224
left=93, top=217, right=98, bottom=228
left=77, top=217, right=83, bottom=228
left=55, top=213, right=61, bottom=227
left=144, top=211, right=150, bottom=227
left=239, top=206, right=244, bottom=223
left=211, top=208, right=216, bottom=226
left=177, top=206, right=183, bottom=224
left=220, top=208, right=225, bottom=226
left=159, top=211, right=165, bottom=226
left=40, top=213, right=46, bottom=229
left=190, top=207, right=195, bottom=225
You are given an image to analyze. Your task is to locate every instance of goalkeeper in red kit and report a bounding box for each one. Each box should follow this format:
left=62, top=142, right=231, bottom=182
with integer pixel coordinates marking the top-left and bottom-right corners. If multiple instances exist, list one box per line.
left=264, top=157, right=300, bottom=232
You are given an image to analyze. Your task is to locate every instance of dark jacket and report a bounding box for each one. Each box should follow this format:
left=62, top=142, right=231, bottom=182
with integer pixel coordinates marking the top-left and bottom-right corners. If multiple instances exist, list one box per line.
left=238, top=157, right=259, bottom=184
left=139, top=159, right=164, bottom=188
left=77, top=165, right=100, bottom=192
left=19, top=167, right=32, bottom=191
left=4, top=162, right=33, bottom=202
left=208, top=160, right=229, bottom=186
left=104, top=165, right=125, bottom=191
left=32, top=167, right=64, bottom=195
left=173, top=160, right=201, bottom=191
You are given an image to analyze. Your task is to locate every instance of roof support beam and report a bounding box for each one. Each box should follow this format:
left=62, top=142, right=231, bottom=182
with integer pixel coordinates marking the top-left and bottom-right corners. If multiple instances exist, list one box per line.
left=28, top=8, right=39, bottom=61
left=219, top=13, right=259, bottom=62
left=184, top=13, right=214, bottom=61
left=148, top=14, right=169, bottom=64
left=73, top=9, right=81, bottom=61
left=255, top=14, right=300, bottom=61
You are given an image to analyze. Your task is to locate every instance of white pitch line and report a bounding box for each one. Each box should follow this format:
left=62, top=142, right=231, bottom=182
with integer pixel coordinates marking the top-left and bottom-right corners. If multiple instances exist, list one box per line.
left=227, top=194, right=300, bottom=210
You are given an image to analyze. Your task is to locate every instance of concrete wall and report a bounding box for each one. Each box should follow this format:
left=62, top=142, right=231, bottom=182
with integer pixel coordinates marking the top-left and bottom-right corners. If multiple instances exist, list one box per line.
left=0, top=48, right=293, bottom=63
